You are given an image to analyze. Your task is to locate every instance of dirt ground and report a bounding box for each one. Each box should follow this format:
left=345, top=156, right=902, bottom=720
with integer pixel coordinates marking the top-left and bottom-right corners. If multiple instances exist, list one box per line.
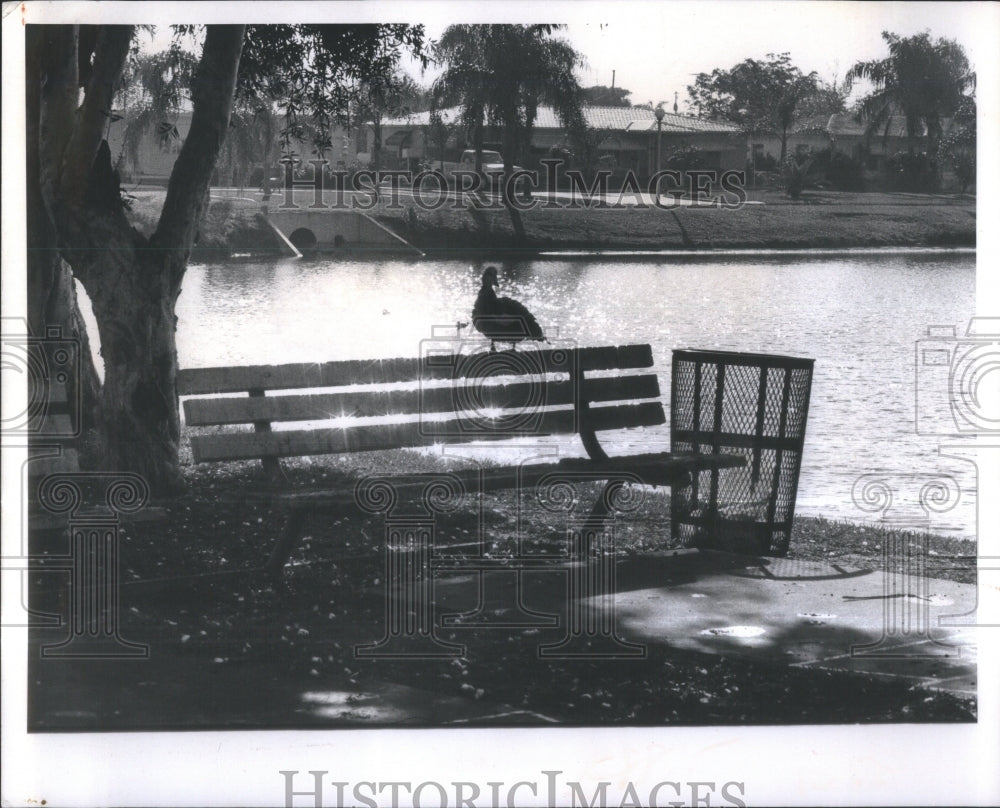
left=29, top=452, right=976, bottom=729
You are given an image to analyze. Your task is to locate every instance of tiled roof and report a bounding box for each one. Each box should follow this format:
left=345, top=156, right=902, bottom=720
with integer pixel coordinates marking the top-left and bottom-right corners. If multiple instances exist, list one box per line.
left=551, top=105, right=658, bottom=129
left=827, top=112, right=927, bottom=138
left=381, top=108, right=460, bottom=127
left=792, top=114, right=834, bottom=134
left=624, top=113, right=741, bottom=134
left=381, top=105, right=740, bottom=133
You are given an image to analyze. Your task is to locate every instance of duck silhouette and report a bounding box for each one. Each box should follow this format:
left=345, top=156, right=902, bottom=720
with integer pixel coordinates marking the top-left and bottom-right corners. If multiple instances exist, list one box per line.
left=471, top=266, right=547, bottom=352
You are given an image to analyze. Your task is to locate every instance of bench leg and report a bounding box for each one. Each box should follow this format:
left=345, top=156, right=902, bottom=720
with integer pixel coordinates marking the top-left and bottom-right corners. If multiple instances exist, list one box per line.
left=265, top=506, right=305, bottom=582
left=262, top=457, right=288, bottom=486
left=539, top=480, right=645, bottom=659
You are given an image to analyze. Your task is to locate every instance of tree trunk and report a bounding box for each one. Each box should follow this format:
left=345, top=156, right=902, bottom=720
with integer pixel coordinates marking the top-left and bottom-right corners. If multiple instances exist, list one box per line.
left=926, top=116, right=942, bottom=159
left=89, top=251, right=185, bottom=493
left=473, top=117, right=484, bottom=173
left=36, top=24, right=245, bottom=495
left=501, top=123, right=526, bottom=243
left=372, top=119, right=382, bottom=171
left=26, top=26, right=102, bottom=435
left=261, top=112, right=275, bottom=199
left=906, top=113, right=920, bottom=155
left=780, top=127, right=788, bottom=162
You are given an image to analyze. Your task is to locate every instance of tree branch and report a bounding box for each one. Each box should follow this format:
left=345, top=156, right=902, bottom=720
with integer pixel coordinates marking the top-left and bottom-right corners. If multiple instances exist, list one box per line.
left=153, top=25, right=245, bottom=269
left=62, top=25, right=133, bottom=201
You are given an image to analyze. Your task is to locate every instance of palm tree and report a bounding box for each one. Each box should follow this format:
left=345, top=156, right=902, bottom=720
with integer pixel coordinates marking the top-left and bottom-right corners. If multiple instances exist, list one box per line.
left=433, top=24, right=586, bottom=241
left=354, top=72, right=424, bottom=171
left=431, top=25, right=491, bottom=172
left=847, top=31, right=975, bottom=159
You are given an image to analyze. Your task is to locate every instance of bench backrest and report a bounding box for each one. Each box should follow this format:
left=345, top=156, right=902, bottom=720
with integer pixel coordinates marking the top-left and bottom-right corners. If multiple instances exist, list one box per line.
left=177, top=344, right=665, bottom=464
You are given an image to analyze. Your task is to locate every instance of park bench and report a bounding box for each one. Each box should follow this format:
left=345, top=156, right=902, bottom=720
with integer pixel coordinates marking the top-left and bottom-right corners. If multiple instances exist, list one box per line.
left=177, top=342, right=746, bottom=580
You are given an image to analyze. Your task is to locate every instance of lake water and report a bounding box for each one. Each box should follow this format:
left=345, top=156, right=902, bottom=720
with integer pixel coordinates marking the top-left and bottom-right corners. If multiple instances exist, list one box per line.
left=104, top=251, right=981, bottom=537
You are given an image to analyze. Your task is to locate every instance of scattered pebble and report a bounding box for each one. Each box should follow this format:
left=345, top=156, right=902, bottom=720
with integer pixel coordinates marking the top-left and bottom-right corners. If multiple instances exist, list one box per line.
left=699, top=626, right=766, bottom=638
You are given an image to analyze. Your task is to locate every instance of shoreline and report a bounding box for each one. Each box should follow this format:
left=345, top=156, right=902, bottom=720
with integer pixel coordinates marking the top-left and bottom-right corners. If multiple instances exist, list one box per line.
left=124, top=188, right=977, bottom=259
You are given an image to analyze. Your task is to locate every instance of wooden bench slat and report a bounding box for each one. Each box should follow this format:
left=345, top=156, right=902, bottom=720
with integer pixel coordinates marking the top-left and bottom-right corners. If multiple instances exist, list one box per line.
left=190, top=402, right=666, bottom=463
left=183, top=374, right=662, bottom=426
left=266, top=452, right=746, bottom=509
left=177, top=344, right=655, bottom=395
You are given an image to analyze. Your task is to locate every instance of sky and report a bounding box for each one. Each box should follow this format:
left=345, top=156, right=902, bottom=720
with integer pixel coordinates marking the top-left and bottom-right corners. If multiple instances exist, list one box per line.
left=125, top=1, right=992, bottom=113
left=397, top=2, right=990, bottom=110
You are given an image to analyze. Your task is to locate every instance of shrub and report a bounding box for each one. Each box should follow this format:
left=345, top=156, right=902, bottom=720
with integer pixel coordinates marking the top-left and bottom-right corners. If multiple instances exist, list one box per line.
left=781, top=154, right=817, bottom=200
left=809, top=147, right=865, bottom=191
left=749, top=153, right=779, bottom=172
left=664, top=144, right=709, bottom=172
left=884, top=152, right=941, bottom=193
left=940, top=128, right=975, bottom=193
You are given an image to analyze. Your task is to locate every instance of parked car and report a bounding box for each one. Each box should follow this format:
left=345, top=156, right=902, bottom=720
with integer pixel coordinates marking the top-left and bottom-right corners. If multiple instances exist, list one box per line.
left=429, top=150, right=524, bottom=189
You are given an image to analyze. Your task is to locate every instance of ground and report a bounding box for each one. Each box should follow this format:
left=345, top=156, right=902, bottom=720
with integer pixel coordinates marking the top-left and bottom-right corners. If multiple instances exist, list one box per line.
left=29, top=449, right=978, bottom=729
left=122, top=187, right=975, bottom=256
left=58, top=185, right=977, bottom=728
left=376, top=188, right=975, bottom=252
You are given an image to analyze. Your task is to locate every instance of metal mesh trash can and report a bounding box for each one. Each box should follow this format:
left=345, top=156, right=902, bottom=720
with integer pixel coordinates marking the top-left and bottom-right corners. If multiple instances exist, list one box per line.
left=670, top=349, right=814, bottom=556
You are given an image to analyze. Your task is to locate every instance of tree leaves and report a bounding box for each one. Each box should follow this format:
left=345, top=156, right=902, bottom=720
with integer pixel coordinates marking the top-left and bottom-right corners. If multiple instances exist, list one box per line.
left=687, top=52, right=818, bottom=138
left=846, top=31, right=975, bottom=156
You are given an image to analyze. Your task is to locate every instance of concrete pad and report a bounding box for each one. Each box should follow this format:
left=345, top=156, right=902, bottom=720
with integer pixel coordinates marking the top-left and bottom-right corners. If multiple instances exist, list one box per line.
left=603, top=551, right=977, bottom=694
left=429, top=550, right=977, bottom=694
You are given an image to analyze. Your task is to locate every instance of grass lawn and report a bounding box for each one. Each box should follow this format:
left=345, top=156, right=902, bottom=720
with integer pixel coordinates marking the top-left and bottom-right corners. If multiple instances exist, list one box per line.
left=122, top=186, right=974, bottom=254
left=375, top=188, right=975, bottom=251
left=123, top=188, right=286, bottom=257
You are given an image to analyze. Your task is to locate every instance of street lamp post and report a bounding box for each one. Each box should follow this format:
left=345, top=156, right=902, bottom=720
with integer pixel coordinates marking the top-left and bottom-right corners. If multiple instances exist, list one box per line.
left=654, top=105, right=666, bottom=170
left=654, top=105, right=665, bottom=196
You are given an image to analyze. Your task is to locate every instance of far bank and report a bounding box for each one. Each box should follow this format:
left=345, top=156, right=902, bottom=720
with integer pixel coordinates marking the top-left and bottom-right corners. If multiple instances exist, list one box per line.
left=125, top=188, right=975, bottom=259
left=372, top=188, right=975, bottom=253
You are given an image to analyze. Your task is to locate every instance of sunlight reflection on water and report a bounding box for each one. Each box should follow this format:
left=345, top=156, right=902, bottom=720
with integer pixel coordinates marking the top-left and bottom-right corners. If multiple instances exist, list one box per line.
left=89, top=251, right=979, bottom=537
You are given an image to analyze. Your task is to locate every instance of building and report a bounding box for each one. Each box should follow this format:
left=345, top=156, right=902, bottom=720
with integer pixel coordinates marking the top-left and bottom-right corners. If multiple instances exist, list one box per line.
left=104, top=110, right=359, bottom=187
left=374, top=105, right=745, bottom=180
left=751, top=112, right=956, bottom=171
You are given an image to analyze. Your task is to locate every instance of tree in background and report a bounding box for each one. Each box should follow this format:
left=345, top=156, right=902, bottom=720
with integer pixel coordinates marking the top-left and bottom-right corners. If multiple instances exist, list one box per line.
left=113, top=39, right=198, bottom=180
left=355, top=72, right=424, bottom=171
left=581, top=85, right=631, bottom=107
left=219, top=102, right=281, bottom=191
left=28, top=24, right=426, bottom=493
left=433, top=24, right=586, bottom=242
left=847, top=31, right=975, bottom=160
left=794, top=77, right=848, bottom=122
left=940, top=95, right=976, bottom=193
left=687, top=53, right=819, bottom=161
left=422, top=106, right=459, bottom=171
